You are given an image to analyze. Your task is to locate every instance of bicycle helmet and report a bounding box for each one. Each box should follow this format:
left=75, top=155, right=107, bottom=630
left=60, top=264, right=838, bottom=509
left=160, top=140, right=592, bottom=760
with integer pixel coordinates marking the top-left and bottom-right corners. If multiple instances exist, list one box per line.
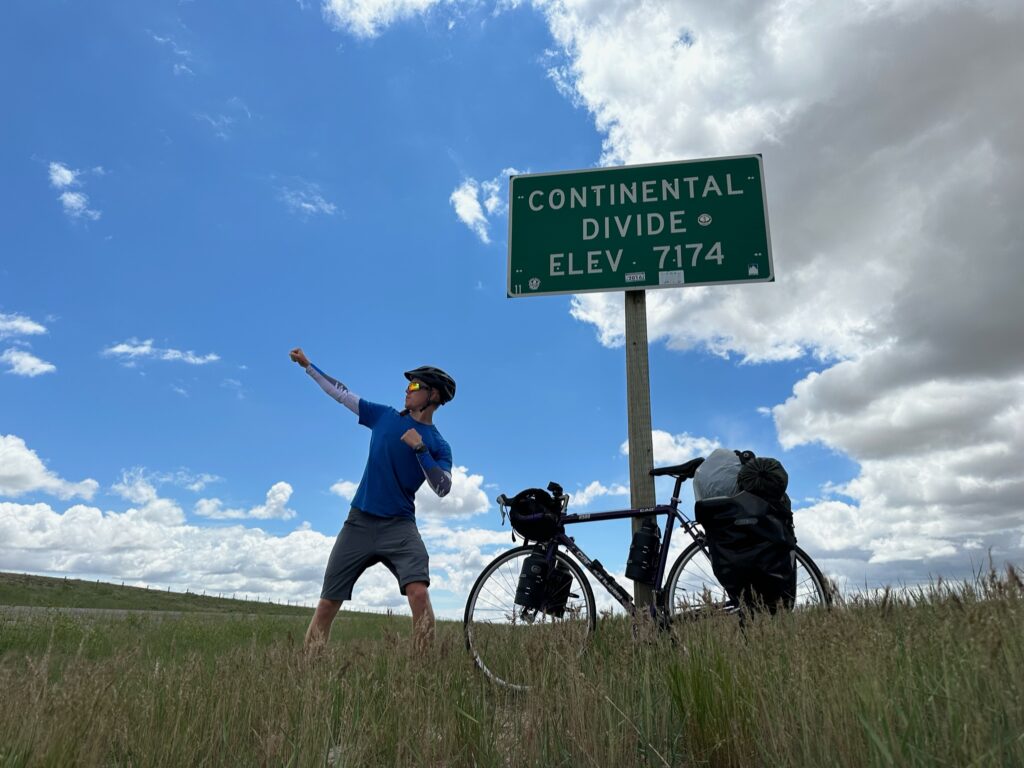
left=404, top=365, right=457, bottom=404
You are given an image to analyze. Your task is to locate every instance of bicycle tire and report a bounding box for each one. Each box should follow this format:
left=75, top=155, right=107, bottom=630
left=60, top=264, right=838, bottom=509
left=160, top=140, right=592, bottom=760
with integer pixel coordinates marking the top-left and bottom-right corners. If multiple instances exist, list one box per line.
left=662, top=541, right=832, bottom=617
left=464, top=545, right=596, bottom=691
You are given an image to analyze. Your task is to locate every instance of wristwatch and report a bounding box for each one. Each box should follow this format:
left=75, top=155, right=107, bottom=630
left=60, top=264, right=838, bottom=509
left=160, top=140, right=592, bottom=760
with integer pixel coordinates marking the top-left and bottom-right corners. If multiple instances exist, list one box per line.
left=414, top=443, right=429, bottom=454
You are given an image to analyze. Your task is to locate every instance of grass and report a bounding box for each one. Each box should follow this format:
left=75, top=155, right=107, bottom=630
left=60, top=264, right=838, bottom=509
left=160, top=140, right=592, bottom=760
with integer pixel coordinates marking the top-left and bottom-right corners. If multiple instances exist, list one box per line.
left=0, top=571, right=312, bottom=616
left=0, top=567, right=1022, bottom=766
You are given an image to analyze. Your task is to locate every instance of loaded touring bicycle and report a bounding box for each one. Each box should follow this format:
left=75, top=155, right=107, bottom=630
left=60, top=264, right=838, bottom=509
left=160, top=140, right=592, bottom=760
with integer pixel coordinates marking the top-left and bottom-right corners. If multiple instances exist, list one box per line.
left=463, top=454, right=831, bottom=690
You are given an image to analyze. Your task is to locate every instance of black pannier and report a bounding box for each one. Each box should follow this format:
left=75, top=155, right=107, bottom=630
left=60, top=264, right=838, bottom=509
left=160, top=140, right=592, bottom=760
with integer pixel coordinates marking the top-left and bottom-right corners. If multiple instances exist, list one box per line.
left=508, top=488, right=561, bottom=542
left=514, top=552, right=574, bottom=617
left=695, top=490, right=797, bottom=613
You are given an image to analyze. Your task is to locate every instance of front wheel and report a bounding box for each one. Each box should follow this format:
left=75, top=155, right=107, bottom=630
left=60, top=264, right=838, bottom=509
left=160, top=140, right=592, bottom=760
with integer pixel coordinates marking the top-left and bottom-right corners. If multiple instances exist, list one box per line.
left=464, top=545, right=596, bottom=691
left=662, top=541, right=832, bottom=617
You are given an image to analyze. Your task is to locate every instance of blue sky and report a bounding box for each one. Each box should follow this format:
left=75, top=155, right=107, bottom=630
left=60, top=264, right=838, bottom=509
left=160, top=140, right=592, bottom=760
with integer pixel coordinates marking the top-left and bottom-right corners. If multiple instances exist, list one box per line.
left=2, top=0, right=1022, bottom=617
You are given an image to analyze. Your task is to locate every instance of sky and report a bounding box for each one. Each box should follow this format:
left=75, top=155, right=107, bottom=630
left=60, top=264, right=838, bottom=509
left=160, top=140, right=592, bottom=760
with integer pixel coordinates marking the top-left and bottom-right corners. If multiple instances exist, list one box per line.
left=2, top=0, right=1022, bottom=618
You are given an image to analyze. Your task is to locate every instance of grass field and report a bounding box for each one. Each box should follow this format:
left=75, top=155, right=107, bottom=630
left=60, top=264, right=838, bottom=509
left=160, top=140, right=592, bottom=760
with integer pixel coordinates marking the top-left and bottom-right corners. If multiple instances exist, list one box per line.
left=0, top=571, right=313, bottom=616
left=1, top=567, right=1022, bottom=767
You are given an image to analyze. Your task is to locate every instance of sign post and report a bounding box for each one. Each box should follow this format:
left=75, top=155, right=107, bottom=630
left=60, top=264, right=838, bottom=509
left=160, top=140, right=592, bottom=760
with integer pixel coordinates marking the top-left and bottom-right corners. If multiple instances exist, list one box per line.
left=507, top=155, right=773, bottom=607
left=624, top=289, right=656, bottom=609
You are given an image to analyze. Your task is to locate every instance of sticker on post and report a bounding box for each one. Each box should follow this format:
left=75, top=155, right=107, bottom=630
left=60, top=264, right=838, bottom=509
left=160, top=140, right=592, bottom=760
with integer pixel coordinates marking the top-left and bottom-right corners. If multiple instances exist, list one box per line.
left=624, top=272, right=646, bottom=283
left=659, top=270, right=685, bottom=285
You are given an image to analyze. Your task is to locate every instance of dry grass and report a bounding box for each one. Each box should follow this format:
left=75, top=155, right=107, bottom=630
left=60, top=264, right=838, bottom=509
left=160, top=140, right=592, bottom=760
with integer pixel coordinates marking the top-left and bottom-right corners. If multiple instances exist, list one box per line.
left=1, top=567, right=1022, bottom=767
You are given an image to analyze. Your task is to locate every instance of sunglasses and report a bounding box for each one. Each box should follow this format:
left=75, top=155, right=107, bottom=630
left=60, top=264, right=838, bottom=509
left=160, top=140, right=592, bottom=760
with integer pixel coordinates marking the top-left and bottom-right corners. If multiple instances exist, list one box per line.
left=406, top=381, right=430, bottom=392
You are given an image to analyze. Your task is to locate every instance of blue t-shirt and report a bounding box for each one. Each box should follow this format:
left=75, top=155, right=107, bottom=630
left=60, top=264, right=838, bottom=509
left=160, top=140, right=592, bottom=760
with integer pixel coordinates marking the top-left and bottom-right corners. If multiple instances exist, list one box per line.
left=351, top=399, right=453, bottom=519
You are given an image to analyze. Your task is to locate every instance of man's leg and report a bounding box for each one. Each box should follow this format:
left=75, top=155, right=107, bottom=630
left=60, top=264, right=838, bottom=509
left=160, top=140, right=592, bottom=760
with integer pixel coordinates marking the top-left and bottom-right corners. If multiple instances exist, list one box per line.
left=405, top=582, right=434, bottom=654
left=305, top=598, right=342, bottom=650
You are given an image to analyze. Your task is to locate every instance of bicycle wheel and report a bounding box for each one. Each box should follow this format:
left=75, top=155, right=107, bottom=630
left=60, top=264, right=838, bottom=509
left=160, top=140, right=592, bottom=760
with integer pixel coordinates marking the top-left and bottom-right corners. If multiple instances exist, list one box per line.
left=663, top=541, right=832, bottom=617
left=464, top=545, right=596, bottom=691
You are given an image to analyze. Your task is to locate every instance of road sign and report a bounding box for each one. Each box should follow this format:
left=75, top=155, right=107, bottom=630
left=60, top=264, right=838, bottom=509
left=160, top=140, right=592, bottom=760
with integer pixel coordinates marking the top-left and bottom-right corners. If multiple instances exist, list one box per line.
left=507, top=155, right=773, bottom=298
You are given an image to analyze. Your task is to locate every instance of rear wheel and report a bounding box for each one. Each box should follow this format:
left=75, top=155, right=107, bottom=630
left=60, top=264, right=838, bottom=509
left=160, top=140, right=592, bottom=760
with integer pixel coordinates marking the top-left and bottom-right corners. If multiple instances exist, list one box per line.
left=663, top=541, right=831, bottom=617
left=464, top=545, right=596, bottom=691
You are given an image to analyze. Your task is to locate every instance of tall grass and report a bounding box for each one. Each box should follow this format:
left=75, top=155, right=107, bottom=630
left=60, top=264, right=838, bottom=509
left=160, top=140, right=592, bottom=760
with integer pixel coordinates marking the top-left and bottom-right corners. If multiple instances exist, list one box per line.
left=1, top=567, right=1021, bottom=767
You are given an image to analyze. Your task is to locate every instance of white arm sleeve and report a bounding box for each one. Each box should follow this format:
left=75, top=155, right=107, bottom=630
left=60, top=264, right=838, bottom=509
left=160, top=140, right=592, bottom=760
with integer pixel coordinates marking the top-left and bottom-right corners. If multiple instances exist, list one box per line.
left=306, top=364, right=360, bottom=415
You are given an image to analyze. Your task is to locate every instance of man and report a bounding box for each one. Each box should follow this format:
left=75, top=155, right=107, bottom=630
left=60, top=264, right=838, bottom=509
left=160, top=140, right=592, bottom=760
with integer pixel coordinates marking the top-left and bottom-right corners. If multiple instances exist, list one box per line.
left=289, top=347, right=455, bottom=652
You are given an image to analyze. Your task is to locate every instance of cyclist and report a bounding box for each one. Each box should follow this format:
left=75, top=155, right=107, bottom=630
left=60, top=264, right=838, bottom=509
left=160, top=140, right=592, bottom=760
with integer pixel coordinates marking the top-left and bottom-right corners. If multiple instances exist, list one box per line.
left=289, top=347, right=455, bottom=653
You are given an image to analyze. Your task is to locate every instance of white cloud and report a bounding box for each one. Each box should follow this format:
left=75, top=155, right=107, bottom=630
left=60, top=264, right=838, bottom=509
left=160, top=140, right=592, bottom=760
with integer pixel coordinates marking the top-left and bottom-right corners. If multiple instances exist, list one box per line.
left=0, top=312, right=47, bottom=339
left=415, top=465, right=490, bottom=519
left=620, top=430, right=720, bottom=466
left=449, top=167, right=521, bottom=244
left=102, top=338, right=220, bottom=366
left=48, top=162, right=77, bottom=189
left=322, top=0, right=449, bottom=38
left=570, top=480, right=629, bottom=508
left=330, top=480, right=358, bottom=500
left=279, top=183, right=337, bottom=217
left=58, top=191, right=101, bottom=221
left=0, top=499, right=328, bottom=604
left=0, top=435, right=99, bottom=501
left=194, top=482, right=297, bottom=521
left=0, top=463, right=514, bottom=613
left=533, top=0, right=1024, bottom=575
left=49, top=162, right=102, bottom=220
left=153, top=470, right=222, bottom=493
left=449, top=179, right=490, bottom=244
left=1, top=348, right=56, bottom=377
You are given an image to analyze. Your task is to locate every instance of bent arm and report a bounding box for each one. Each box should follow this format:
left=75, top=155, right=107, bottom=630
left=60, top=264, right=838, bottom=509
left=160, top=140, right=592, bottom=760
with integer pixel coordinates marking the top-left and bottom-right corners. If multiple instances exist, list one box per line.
left=306, top=364, right=360, bottom=415
left=415, top=451, right=452, bottom=497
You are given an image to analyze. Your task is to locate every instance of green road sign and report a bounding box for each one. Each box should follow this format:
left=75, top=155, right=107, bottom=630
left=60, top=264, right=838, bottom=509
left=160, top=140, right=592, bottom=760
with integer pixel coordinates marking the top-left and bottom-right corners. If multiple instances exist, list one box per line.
left=507, top=155, right=772, bottom=298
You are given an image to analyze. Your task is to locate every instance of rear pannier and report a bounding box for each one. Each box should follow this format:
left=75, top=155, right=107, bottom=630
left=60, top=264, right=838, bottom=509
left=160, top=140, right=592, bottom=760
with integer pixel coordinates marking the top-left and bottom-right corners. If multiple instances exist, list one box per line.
left=693, top=449, right=797, bottom=612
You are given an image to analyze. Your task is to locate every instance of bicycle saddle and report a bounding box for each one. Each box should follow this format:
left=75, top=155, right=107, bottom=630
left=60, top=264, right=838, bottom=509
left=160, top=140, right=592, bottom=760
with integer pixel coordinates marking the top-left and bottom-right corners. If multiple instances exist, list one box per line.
left=649, top=456, right=705, bottom=479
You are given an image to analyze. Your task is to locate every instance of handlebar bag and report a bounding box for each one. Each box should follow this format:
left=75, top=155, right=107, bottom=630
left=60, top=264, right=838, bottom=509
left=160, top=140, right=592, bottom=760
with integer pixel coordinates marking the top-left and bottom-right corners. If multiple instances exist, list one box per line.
left=508, top=488, right=561, bottom=541
left=695, top=491, right=797, bottom=613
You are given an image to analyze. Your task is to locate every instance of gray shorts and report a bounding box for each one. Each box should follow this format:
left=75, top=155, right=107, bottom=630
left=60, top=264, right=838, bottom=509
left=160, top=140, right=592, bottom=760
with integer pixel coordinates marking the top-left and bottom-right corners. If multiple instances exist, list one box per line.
left=320, top=507, right=430, bottom=601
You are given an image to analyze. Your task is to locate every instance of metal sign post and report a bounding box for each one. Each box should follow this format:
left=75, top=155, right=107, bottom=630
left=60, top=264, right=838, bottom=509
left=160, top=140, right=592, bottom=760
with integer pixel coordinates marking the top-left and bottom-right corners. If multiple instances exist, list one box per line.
left=507, top=155, right=773, bottom=608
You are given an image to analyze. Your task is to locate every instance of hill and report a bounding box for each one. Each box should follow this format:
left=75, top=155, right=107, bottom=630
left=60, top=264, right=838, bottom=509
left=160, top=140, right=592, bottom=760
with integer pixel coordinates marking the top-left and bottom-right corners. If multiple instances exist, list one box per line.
left=0, top=571, right=313, bottom=616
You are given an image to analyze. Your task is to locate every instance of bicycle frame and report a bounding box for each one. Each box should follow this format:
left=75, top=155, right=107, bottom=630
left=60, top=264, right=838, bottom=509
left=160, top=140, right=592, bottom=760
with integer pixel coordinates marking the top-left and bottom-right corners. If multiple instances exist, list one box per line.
left=534, top=475, right=705, bottom=618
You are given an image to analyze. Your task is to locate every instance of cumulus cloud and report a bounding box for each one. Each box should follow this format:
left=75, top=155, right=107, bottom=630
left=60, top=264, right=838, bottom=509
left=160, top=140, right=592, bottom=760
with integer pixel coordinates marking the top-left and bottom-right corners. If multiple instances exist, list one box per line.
left=449, top=180, right=490, bottom=243
left=570, top=480, right=629, bottom=508
left=0, top=499, right=328, bottom=604
left=194, top=482, right=297, bottom=521
left=102, top=338, right=220, bottom=366
left=0, top=435, right=99, bottom=501
left=0, top=464, right=514, bottom=613
left=1, top=348, right=56, bottom=377
left=449, top=167, right=521, bottom=244
left=330, top=480, right=359, bottom=500
left=527, top=0, right=1024, bottom=578
left=620, top=430, right=720, bottom=466
left=0, top=312, right=47, bottom=340
left=415, top=465, right=490, bottom=519
left=322, top=0, right=449, bottom=38
left=48, top=162, right=77, bottom=189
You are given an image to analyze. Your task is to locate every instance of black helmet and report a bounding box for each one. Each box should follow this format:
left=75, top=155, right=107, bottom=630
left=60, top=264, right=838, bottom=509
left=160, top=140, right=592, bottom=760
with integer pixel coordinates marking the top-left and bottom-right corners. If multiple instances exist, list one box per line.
left=404, top=365, right=456, bottom=404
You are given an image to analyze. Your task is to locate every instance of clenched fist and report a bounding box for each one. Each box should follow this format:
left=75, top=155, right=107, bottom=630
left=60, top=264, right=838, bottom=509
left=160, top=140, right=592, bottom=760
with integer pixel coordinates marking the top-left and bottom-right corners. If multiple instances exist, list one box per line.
left=401, top=428, right=425, bottom=451
left=289, top=347, right=310, bottom=368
